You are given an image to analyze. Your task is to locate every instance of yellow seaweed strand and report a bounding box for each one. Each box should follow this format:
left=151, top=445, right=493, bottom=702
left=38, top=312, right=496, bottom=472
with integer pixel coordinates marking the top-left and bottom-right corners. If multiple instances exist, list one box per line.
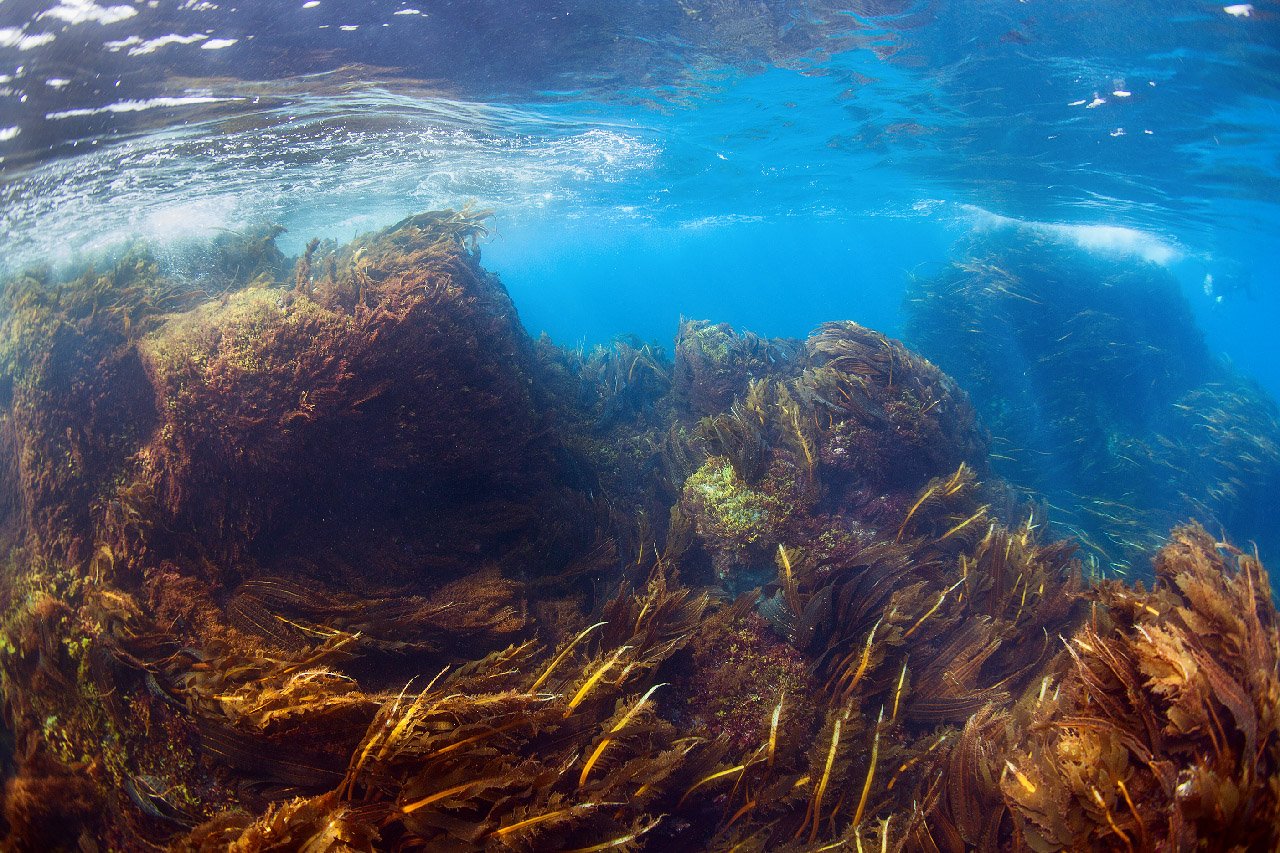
left=767, top=693, right=785, bottom=769
left=943, top=462, right=968, bottom=495
left=1092, top=787, right=1134, bottom=852
left=558, top=820, right=660, bottom=853
left=840, top=616, right=883, bottom=697
left=890, top=659, right=908, bottom=723
left=1005, top=760, right=1037, bottom=795
left=565, top=645, right=633, bottom=717
left=400, top=778, right=493, bottom=815
left=852, top=706, right=884, bottom=828
left=896, top=484, right=937, bottom=542
left=578, top=683, right=667, bottom=787
left=1116, top=778, right=1147, bottom=848
left=679, top=763, right=749, bottom=806
left=531, top=621, right=607, bottom=693
left=805, top=710, right=846, bottom=844
left=488, top=804, right=598, bottom=839
left=936, top=505, right=990, bottom=543
left=902, top=579, right=963, bottom=640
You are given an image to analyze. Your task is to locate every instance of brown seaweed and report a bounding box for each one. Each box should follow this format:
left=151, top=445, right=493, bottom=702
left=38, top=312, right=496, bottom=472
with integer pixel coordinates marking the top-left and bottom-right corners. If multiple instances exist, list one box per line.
left=0, top=212, right=1276, bottom=852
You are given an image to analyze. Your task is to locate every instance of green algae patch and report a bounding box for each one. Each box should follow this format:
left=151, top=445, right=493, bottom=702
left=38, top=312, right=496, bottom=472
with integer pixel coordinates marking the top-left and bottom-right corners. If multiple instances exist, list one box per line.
left=683, top=456, right=782, bottom=545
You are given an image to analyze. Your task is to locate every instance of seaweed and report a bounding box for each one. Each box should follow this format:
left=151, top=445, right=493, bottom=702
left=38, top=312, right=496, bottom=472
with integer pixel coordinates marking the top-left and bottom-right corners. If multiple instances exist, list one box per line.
left=906, top=235, right=1280, bottom=576
left=899, top=523, right=1280, bottom=851
left=0, top=211, right=1276, bottom=851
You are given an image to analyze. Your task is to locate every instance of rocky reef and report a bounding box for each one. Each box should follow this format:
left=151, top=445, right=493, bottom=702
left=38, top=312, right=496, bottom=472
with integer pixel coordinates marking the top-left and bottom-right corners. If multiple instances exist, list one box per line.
left=0, top=212, right=1276, bottom=851
left=906, top=236, right=1280, bottom=580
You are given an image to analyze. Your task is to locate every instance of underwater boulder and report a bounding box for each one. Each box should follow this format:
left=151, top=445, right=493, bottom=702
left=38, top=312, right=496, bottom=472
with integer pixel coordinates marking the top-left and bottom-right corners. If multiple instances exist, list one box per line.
left=682, top=319, right=988, bottom=581
left=135, top=211, right=559, bottom=576
left=673, top=318, right=802, bottom=418
left=907, top=235, right=1280, bottom=576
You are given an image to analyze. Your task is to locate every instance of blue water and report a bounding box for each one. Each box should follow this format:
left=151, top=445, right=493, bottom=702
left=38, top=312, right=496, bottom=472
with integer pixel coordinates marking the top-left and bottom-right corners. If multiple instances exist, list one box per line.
left=2, top=2, right=1279, bottom=529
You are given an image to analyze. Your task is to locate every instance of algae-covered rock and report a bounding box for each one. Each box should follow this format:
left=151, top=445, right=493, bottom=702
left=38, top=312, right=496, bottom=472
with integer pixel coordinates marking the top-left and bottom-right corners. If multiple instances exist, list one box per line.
left=136, top=211, right=556, bottom=574
left=0, top=211, right=1275, bottom=852
left=907, top=235, right=1280, bottom=574
left=681, top=455, right=792, bottom=579
left=672, top=318, right=801, bottom=417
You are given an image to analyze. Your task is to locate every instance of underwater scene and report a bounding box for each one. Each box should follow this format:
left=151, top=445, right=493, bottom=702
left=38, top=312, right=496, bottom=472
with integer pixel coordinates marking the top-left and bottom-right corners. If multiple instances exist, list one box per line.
left=1, top=1, right=1279, bottom=850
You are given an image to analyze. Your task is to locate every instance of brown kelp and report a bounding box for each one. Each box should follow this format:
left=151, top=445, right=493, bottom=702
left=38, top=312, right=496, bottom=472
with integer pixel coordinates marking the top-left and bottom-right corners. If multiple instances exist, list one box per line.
left=905, top=234, right=1280, bottom=578
left=0, top=211, right=1277, bottom=851
left=900, top=523, right=1280, bottom=851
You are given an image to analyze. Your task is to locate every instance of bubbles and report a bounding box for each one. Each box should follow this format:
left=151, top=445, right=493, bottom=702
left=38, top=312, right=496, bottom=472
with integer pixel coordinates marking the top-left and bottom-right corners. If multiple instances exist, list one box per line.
left=962, top=205, right=1182, bottom=267
left=0, top=94, right=661, bottom=273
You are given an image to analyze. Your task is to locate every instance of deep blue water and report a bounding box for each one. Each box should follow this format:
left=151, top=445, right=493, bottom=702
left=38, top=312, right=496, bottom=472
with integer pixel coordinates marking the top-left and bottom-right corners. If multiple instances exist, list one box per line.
left=2, top=1, right=1279, bottom=552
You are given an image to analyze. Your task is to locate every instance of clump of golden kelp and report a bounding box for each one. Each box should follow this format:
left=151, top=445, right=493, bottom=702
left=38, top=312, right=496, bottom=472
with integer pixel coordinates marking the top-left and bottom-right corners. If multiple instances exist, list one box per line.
left=899, top=523, right=1280, bottom=851
left=906, top=234, right=1280, bottom=579
left=0, top=211, right=1277, bottom=851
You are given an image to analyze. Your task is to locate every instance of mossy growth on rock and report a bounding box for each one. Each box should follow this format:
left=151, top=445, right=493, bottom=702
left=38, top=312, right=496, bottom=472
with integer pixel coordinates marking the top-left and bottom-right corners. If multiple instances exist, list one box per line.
left=681, top=455, right=794, bottom=580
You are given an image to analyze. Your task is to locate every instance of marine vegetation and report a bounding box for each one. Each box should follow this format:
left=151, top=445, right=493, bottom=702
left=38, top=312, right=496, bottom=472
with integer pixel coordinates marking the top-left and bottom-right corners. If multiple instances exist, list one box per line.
left=0, top=211, right=1276, bottom=851
left=906, top=235, right=1280, bottom=579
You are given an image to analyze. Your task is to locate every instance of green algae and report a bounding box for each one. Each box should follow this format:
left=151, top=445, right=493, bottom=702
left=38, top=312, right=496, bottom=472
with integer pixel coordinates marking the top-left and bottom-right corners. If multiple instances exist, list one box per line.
left=684, top=456, right=782, bottom=545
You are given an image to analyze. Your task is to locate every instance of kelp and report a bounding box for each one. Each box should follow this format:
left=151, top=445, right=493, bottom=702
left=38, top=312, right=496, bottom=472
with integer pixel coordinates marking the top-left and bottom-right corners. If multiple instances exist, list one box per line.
left=0, top=211, right=1277, bottom=851
left=906, top=235, right=1280, bottom=577
left=902, top=524, right=1280, bottom=851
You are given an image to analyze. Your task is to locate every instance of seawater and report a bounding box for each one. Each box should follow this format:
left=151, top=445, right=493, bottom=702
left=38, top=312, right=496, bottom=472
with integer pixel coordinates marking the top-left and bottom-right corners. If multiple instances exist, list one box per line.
left=2, top=2, right=1277, bottom=387
left=1, top=1, right=1279, bottom=849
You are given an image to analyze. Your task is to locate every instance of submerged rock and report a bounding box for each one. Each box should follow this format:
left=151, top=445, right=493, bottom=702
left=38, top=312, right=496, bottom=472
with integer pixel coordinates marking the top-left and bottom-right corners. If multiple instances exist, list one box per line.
left=0, top=212, right=1274, bottom=851
left=907, top=235, right=1280, bottom=578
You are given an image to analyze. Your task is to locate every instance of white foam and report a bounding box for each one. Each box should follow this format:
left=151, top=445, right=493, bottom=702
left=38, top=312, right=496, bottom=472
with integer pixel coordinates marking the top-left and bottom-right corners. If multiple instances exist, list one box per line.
left=963, top=206, right=1182, bottom=266
left=302, top=1, right=320, bottom=7
left=39, top=0, right=137, bottom=25
left=394, top=8, right=422, bottom=14
left=46, top=77, right=70, bottom=88
left=125, top=33, right=207, bottom=55
left=1224, top=4, right=1253, bottom=17
left=0, top=28, right=57, bottom=50
left=0, top=126, right=20, bottom=142
left=143, top=196, right=238, bottom=243
left=201, top=38, right=237, bottom=49
left=45, top=95, right=245, bottom=119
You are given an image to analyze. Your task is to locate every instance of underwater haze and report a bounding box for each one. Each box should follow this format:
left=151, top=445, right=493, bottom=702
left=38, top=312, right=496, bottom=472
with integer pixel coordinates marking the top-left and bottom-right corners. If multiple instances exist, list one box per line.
left=2, top=1, right=1280, bottom=851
